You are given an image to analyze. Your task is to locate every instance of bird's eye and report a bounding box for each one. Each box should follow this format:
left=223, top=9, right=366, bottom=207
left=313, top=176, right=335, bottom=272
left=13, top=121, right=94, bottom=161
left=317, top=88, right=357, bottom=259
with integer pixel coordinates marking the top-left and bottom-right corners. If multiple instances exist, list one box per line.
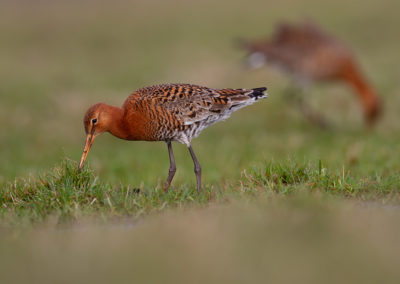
left=92, top=118, right=98, bottom=124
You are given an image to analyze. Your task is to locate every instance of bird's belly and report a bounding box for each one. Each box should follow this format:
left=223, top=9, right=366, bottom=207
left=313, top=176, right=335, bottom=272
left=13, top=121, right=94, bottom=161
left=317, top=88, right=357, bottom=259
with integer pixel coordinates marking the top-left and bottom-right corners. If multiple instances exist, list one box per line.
left=180, top=114, right=230, bottom=142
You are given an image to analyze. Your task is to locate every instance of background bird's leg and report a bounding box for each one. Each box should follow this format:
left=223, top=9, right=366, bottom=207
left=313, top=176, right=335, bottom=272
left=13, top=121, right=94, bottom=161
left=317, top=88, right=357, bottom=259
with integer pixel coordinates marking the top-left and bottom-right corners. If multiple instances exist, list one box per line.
left=297, top=91, right=331, bottom=129
left=284, top=85, right=331, bottom=129
left=282, top=84, right=300, bottom=103
left=188, top=145, right=202, bottom=193
left=163, top=141, right=176, bottom=192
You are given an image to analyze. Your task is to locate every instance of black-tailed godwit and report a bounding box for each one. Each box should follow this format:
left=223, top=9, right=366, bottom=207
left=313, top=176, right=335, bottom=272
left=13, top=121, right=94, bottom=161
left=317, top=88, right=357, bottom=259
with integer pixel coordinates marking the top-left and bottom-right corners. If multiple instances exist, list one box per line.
left=79, top=83, right=267, bottom=192
left=240, top=22, right=381, bottom=127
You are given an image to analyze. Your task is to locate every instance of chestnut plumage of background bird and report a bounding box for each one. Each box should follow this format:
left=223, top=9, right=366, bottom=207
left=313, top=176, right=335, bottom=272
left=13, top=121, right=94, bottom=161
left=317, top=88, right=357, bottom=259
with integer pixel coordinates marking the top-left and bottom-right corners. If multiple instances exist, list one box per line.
left=240, top=21, right=381, bottom=127
left=79, top=83, right=268, bottom=192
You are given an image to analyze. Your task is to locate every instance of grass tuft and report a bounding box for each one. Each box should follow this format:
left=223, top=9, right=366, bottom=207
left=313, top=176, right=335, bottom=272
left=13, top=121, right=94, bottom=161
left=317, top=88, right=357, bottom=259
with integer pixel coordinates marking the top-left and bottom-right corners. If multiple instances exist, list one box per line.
left=0, top=159, right=212, bottom=225
left=1, top=158, right=400, bottom=227
left=241, top=160, right=400, bottom=200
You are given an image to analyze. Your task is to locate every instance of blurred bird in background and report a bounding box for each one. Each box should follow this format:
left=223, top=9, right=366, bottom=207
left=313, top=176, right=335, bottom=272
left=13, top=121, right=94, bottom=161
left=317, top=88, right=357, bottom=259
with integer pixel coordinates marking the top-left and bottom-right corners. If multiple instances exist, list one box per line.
left=239, top=21, right=382, bottom=128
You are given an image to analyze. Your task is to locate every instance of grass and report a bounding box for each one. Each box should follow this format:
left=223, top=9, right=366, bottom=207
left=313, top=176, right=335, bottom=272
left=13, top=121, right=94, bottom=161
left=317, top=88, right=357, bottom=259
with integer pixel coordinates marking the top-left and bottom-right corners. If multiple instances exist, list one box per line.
left=2, top=192, right=400, bottom=284
left=1, top=158, right=399, bottom=227
left=1, top=0, right=400, bottom=282
left=0, top=159, right=212, bottom=225
left=243, top=160, right=400, bottom=199
left=2, top=159, right=400, bottom=283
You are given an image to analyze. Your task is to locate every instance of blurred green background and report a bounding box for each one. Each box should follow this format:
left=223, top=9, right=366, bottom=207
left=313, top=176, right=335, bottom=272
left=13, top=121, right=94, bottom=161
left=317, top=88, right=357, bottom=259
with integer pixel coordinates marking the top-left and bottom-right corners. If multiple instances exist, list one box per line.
left=1, top=0, right=400, bottom=283
left=1, top=0, right=399, bottom=187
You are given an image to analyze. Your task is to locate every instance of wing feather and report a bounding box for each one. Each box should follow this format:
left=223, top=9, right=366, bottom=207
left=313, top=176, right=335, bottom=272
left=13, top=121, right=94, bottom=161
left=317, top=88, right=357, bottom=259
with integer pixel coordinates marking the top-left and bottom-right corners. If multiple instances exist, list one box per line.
left=125, top=83, right=266, bottom=126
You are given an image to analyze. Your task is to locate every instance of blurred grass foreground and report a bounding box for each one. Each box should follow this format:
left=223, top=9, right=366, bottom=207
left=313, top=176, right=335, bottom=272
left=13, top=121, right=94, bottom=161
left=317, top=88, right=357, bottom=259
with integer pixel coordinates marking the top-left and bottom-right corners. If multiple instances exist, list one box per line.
left=1, top=160, right=400, bottom=283
left=1, top=161, right=400, bottom=283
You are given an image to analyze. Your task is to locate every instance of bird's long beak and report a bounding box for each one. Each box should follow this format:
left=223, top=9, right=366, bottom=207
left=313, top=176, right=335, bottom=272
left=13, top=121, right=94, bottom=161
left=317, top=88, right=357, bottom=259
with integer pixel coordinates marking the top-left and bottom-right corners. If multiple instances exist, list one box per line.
left=79, top=133, right=95, bottom=171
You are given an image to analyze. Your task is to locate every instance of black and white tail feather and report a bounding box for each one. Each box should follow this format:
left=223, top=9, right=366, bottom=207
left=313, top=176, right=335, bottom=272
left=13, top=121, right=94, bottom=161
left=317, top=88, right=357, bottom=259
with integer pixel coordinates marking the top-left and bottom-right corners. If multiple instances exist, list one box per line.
left=248, top=87, right=268, bottom=100
left=226, top=87, right=268, bottom=111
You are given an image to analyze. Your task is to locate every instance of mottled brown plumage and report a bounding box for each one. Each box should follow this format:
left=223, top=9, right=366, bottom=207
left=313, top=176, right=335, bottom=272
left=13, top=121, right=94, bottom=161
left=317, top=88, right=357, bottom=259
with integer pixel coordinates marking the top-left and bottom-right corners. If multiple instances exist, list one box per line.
left=79, top=83, right=267, bottom=192
left=240, top=21, right=381, bottom=126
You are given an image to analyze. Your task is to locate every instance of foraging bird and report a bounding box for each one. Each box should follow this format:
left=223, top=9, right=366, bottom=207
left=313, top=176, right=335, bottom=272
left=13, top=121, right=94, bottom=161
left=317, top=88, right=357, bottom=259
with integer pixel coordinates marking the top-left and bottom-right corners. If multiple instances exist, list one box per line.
left=240, top=21, right=381, bottom=126
left=79, top=83, right=267, bottom=192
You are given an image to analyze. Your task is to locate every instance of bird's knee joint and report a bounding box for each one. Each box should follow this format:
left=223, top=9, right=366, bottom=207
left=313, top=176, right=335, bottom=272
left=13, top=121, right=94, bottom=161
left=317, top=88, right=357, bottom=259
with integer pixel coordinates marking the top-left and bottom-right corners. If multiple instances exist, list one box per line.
left=194, top=166, right=201, bottom=174
left=169, top=167, right=176, bottom=174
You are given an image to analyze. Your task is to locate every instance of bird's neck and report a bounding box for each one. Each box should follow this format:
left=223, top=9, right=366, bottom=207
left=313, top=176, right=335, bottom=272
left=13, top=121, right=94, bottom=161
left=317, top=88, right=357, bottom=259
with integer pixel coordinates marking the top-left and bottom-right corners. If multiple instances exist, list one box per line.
left=105, top=105, right=129, bottom=140
left=344, top=65, right=372, bottom=95
left=341, top=63, right=380, bottom=120
left=105, top=105, right=150, bottom=141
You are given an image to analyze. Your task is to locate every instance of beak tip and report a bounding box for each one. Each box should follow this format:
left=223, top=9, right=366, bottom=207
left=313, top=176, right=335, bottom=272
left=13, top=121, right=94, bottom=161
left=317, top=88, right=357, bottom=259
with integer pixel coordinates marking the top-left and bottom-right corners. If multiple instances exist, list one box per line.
left=78, top=160, right=85, bottom=172
left=79, top=133, right=94, bottom=174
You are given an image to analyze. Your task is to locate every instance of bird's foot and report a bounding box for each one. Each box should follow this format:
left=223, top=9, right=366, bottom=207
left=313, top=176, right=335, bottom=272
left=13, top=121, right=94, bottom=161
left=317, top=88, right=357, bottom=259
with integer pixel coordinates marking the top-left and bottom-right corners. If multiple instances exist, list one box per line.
left=162, top=182, right=171, bottom=192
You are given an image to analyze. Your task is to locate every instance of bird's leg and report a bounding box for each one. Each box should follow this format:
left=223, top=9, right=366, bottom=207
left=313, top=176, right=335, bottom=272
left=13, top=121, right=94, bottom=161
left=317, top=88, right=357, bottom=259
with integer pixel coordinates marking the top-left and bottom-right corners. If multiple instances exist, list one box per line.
left=163, top=141, right=176, bottom=192
left=282, top=85, right=300, bottom=103
left=188, top=145, right=202, bottom=193
left=285, top=86, right=331, bottom=129
left=297, top=93, right=331, bottom=129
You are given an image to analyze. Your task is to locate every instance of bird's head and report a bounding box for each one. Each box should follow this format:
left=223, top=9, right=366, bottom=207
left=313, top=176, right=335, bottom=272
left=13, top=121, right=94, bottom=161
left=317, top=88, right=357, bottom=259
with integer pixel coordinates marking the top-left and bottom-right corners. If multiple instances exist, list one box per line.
left=79, top=103, right=110, bottom=171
